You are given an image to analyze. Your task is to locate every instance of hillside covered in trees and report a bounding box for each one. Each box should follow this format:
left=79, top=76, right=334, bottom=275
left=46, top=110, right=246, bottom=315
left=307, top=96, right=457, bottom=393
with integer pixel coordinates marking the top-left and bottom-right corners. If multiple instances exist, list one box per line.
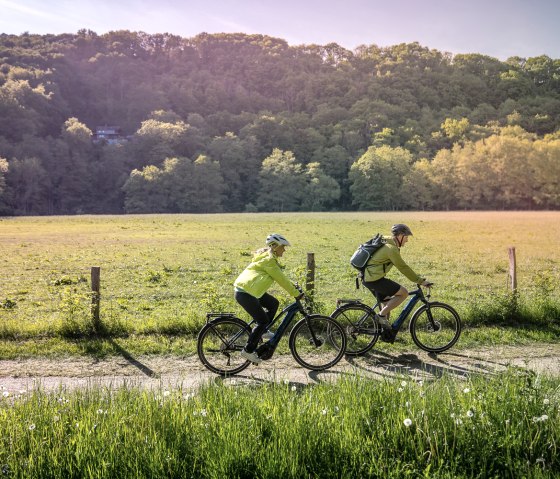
left=0, top=30, right=559, bottom=215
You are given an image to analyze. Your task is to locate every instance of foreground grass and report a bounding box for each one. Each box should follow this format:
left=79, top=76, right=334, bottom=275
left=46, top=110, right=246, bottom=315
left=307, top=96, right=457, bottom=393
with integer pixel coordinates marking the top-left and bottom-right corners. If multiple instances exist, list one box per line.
left=1, top=212, right=559, bottom=357
left=1, top=371, right=558, bottom=478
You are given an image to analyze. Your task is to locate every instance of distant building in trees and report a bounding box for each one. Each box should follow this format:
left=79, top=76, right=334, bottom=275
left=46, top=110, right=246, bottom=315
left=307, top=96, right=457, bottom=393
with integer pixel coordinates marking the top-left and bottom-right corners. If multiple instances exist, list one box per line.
left=93, top=126, right=128, bottom=144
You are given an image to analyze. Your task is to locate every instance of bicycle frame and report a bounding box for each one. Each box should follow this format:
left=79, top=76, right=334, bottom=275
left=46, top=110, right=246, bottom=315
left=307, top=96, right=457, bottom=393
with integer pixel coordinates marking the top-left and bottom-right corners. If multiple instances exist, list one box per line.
left=387, top=288, right=428, bottom=331
left=338, top=287, right=429, bottom=333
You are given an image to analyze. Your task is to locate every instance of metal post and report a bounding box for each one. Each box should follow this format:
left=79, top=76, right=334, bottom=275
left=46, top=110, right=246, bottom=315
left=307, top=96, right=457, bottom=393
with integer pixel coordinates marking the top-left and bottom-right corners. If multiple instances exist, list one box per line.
left=508, top=247, right=517, bottom=291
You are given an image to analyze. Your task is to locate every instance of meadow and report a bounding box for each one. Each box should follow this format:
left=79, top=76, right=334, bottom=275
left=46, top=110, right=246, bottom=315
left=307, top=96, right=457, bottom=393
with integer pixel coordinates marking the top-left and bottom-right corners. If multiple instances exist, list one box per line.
left=0, top=211, right=559, bottom=358
left=0, top=371, right=558, bottom=478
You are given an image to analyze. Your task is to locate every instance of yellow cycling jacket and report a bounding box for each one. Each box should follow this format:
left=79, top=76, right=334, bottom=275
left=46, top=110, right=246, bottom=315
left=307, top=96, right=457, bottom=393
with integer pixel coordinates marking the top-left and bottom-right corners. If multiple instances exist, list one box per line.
left=363, top=236, right=424, bottom=284
left=234, top=250, right=300, bottom=298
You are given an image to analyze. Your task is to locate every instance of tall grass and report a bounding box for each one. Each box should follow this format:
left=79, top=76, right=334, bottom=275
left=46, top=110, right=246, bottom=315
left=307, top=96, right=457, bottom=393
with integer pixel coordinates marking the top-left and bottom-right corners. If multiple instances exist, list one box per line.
left=0, top=371, right=558, bottom=478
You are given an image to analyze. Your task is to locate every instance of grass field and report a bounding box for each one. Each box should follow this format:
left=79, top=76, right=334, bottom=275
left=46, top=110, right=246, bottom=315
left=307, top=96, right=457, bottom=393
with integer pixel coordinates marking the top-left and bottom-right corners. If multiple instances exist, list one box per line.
left=1, top=212, right=559, bottom=358
left=1, top=371, right=558, bottom=478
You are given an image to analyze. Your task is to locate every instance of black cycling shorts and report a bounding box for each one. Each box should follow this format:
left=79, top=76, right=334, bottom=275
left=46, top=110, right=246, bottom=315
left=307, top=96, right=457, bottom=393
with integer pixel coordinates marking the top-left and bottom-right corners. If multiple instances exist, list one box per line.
left=362, top=277, right=400, bottom=301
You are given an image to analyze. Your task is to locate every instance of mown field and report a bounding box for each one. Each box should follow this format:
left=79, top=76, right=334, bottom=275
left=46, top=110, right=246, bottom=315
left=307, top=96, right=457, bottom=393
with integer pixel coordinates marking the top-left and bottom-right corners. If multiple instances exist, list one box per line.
left=1, top=211, right=559, bottom=358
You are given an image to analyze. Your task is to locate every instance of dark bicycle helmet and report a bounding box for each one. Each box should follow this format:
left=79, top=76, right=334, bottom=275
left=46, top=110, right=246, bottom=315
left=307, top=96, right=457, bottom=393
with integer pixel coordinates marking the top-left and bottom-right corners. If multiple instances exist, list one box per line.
left=391, top=224, right=413, bottom=236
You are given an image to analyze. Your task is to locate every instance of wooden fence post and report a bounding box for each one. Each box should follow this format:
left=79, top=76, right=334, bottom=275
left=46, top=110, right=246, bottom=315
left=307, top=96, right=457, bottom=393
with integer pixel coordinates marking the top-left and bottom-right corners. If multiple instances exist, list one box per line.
left=91, top=266, right=101, bottom=329
left=306, top=253, right=315, bottom=297
left=507, top=247, right=517, bottom=292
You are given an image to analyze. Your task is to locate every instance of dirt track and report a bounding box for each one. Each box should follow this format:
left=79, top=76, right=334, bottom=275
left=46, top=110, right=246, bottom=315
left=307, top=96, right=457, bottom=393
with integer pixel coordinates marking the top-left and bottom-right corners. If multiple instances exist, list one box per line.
left=1, top=343, right=558, bottom=394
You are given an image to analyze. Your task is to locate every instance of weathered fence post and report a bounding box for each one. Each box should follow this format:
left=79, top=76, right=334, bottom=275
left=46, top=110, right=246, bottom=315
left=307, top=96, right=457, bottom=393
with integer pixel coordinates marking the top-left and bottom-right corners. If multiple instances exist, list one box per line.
left=306, top=253, right=315, bottom=297
left=91, top=266, right=101, bottom=329
left=507, top=247, right=517, bottom=292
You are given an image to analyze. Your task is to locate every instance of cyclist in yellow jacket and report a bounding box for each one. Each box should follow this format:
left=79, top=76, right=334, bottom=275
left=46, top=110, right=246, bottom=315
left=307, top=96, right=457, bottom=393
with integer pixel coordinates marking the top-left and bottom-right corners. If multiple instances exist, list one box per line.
left=363, top=224, right=430, bottom=329
left=234, top=233, right=302, bottom=364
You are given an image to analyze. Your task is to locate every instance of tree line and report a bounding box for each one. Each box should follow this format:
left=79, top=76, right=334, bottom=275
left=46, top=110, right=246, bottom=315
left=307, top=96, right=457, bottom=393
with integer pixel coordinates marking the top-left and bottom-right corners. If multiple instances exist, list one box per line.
left=0, top=30, right=559, bottom=214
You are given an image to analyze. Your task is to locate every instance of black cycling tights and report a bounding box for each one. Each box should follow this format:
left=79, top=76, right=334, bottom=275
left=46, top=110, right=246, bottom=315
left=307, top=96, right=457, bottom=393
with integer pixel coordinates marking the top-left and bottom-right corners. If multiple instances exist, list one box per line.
left=234, top=291, right=279, bottom=353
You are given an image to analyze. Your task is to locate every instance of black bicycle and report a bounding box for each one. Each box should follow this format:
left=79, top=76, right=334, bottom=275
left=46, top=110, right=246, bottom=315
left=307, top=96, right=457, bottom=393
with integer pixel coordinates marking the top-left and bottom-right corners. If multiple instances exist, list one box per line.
left=198, top=291, right=347, bottom=376
left=330, top=284, right=461, bottom=356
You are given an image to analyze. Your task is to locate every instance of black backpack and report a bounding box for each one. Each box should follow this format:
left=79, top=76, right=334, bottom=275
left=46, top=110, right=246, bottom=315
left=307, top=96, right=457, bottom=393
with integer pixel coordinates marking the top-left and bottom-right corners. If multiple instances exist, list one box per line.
left=349, top=233, right=386, bottom=272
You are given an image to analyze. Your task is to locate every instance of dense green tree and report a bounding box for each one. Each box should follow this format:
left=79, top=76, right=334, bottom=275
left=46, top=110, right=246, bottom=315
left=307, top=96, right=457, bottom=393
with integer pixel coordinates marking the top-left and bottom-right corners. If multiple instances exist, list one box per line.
left=349, top=145, right=413, bottom=210
left=301, top=162, right=340, bottom=211
left=256, top=148, right=306, bottom=211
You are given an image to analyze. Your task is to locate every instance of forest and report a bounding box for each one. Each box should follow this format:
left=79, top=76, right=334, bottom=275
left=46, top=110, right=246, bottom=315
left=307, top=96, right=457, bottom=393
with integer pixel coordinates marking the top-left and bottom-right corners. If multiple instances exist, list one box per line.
left=0, top=30, right=559, bottom=214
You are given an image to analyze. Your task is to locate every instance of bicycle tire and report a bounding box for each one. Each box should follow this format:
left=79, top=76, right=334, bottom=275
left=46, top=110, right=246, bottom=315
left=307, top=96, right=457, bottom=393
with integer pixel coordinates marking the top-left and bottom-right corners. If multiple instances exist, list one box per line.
left=197, top=316, right=252, bottom=376
left=409, top=302, right=461, bottom=353
left=330, top=303, right=380, bottom=355
left=289, top=315, right=346, bottom=370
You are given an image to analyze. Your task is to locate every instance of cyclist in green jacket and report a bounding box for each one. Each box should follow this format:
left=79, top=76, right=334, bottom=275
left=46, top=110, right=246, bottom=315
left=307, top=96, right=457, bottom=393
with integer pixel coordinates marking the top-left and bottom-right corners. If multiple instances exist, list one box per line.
left=363, top=224, right=430, bottom=329
left=234, top=233, right=302, bottom=364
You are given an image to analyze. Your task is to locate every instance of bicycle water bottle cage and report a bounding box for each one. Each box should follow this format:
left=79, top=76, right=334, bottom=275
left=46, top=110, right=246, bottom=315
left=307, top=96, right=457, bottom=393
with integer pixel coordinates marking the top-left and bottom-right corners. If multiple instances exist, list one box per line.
left=206, top=312, right=236, bottom=322
left=336, top=299, right=362, bottom=307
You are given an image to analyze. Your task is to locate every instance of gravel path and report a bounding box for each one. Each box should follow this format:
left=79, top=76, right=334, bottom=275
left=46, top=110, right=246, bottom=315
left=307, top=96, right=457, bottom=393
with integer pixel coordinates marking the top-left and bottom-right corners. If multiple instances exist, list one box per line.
left=1, top=343, right=559, bottom=394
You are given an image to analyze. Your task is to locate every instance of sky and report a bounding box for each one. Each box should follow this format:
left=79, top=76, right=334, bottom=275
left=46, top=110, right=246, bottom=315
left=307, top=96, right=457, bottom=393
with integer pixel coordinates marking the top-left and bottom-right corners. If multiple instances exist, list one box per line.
left=1, top=0, right=559, bottom=60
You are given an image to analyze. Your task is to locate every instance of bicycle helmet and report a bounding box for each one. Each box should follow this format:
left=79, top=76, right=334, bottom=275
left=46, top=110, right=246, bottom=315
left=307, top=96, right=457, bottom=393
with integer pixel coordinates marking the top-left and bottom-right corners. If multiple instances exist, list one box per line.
left=391, top=224, right=413, bottom=236
left=266, top=233, right=291, bottom=247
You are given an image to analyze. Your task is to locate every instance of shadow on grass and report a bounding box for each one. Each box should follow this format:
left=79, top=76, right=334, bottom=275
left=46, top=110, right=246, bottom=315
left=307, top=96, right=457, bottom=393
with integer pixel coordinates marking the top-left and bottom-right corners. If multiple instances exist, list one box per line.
left=74, top=324, right=157, bottom=378
left=342, top=345, right=538, bottom=383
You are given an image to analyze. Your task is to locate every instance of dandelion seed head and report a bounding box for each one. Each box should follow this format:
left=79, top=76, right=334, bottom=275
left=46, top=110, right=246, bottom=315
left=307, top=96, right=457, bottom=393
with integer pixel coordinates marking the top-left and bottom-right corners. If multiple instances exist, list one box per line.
left=466, top=410, right=474, bottom=417
left=397, top=387, right=403, bottom=393
left=401, top=381, right=407, bottom=387
left=463, top=388, right=470, bottom=394
left=2, top=391, right=10, bottom=397
left=291, top=386, right=297, bottom=392
left=163, top=391, right=171, bottom=397
left=321, top=408, right=328, bottom=415
left=28, top=424, right=36, bottom=431
left=543, top=398, right=550, bottom=405
left=403, top=418, right=412, bottom=427
left=540, top=414, right=549, bottom=421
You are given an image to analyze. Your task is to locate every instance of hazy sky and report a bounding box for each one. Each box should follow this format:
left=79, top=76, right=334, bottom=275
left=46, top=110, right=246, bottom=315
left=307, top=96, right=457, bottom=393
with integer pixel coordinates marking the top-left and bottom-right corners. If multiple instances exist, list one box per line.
left=1, top=0, right=559, bottom=60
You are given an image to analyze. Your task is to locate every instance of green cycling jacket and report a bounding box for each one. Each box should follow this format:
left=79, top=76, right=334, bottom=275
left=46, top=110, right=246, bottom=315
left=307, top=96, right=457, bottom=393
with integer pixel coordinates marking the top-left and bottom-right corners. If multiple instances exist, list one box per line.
left=234, top=250, right=300, bottom=299
left=363, top=236, right=424, bottom=284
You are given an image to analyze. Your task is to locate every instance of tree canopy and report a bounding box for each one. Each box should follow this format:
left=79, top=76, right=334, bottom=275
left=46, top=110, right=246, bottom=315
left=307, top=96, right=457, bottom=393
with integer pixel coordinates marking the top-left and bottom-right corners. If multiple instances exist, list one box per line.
left=0, top=31, right=559, bottom=214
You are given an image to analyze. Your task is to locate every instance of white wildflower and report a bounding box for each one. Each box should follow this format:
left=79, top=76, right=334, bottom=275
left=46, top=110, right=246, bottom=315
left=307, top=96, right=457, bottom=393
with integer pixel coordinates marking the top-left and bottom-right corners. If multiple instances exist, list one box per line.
left=540, top=414, right=549, bottom=422
left=401, top=381, right=407, bottom=387
left=291, top=386, right=297, bottom=392
left=397, top=387, right=403, bottom=393
left=2, top=391, right=9, bottom=397
left=321, top=408, right=328, bottom=415
left=463, top=388, right=470, bottom=394
left=466, top=410, right=474, bottom=418
left=163, top=390, right=171, bottom=397
left=543, top=398, right=550, bottom=405
left=28, top=424, right=36, bottom=431
left=200, top=409, right=207, bottom=417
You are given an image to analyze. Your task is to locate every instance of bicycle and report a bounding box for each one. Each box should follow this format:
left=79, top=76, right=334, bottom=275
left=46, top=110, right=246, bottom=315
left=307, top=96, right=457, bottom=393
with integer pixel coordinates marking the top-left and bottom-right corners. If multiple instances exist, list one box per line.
left=197, top=289, right=347, bottom=376
left=330, top=284, right=461, bottom=356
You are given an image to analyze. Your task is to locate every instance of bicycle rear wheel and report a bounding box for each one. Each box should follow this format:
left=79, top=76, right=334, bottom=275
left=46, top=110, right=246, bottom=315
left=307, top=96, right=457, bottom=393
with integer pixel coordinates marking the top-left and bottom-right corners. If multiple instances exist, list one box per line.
left=330, top=303, right=380, bottom=355
left=289, top=315, right=346, bottom=370
left=409, top=302, right=461, bottom=353
left=197, top=316, right=251, bottom=375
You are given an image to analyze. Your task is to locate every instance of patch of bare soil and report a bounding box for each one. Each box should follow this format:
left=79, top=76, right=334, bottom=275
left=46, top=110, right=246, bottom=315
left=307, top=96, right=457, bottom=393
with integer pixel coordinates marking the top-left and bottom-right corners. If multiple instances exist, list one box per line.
left=1, top=343, right=559, bottom=394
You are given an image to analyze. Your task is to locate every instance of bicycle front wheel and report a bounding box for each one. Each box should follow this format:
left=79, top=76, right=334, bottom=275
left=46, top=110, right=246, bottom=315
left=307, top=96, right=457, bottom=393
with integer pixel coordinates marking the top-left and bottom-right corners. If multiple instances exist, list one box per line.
left=197, top=316, right=251, bottom=376
left=330, top=303, right=380, bottom=355
left=289, top=315, right=346, bottom=371
left=409, top=302, right=461, bottom=353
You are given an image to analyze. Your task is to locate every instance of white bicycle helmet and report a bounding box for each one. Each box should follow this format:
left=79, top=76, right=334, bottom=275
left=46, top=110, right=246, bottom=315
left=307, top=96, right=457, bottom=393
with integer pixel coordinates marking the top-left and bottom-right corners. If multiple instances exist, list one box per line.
left=266, top=233, right=291, bottom=247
